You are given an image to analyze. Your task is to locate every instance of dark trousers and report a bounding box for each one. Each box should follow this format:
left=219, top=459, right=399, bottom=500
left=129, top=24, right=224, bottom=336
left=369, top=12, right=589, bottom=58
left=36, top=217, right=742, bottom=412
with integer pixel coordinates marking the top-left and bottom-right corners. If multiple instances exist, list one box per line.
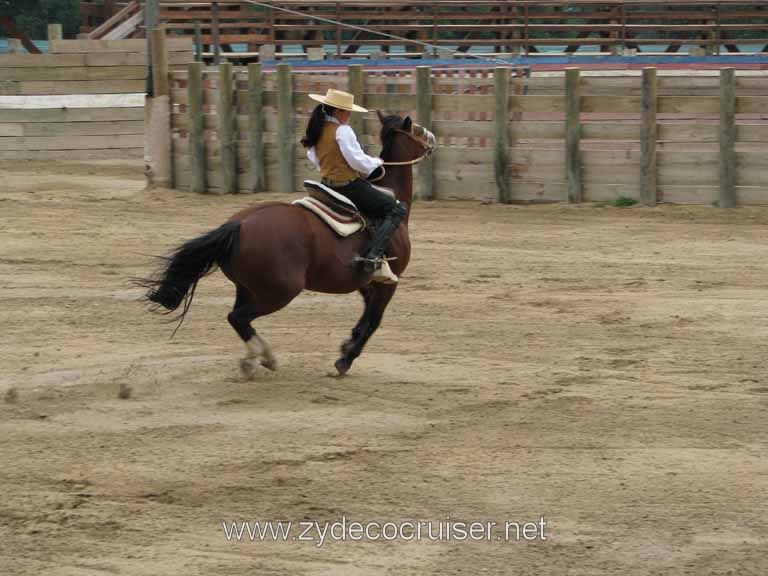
left=333, top=178, right=397, bottom=219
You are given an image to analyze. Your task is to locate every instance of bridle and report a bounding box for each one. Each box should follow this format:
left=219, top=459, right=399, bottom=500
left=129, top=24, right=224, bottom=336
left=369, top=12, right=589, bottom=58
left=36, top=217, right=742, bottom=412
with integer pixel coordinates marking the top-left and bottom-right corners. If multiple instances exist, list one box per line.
left=381, top=125, right=436, bottom=166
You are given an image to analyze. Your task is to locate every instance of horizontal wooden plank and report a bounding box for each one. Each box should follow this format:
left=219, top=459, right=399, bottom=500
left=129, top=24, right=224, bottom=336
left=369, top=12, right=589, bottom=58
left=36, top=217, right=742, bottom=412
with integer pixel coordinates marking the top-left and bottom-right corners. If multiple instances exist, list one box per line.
left=737, top=153, right=768, bottom=187
left=0, top=134, right=144, bottom=151
left=736, top=187, right=768, bottom=206
left=583, top=166, right=639, bottom=185
left=433, top=94, right=493, bottom=113
left=510, top=95, right=564, bottom=113
left=0, top=148, right=143, bottom=160
left=363, top=92, right=418, bottom=110
left=659, top=185, right=718, bottom=204
left=50, top=38, right=193, bottom=54
left=14, top=79, right=146, bottom=95
left=0, top=54, right=87, bottom=67
left=432, top=119, right=493, bottom=139
left=510, top=76, right=768, bottom=98
left=0, top=107, right=143, bottom=123
left=658, top=123, right=718, bottom=142
left=511, top=181, right=566, bottom=202
left=433, top=146, right=493, bottom=166
left=435, top=179, right=498, bottom=200
left=0, top=123, right=23, bottom=137
left=736, top=96, right=768, bottom=115
left=582, top=95, right=641, bottom=114
left=736, top=124, right=768, bottom=143
left=581, top=122, right=637, bottom=141
left=0, top=66, right=147, bottom=81
left=21, top=121, right=144, bottom=137
left=658, top=96, right=720, bottom=115
left=657, top=150, right=720, bottom=185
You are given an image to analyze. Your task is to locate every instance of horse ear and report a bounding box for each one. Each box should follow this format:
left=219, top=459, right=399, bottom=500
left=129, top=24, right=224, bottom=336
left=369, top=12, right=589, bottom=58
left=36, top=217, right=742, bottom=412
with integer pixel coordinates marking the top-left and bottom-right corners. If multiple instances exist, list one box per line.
left=402, top=116, right=412, bottom=130
left=377, top=110, right=386, bottom=123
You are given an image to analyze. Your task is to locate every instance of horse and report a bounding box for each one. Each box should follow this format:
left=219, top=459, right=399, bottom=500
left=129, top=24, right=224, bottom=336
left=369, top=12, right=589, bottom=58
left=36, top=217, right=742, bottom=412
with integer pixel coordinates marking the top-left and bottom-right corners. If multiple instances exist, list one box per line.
left=137, top=111, right=435, bottom=377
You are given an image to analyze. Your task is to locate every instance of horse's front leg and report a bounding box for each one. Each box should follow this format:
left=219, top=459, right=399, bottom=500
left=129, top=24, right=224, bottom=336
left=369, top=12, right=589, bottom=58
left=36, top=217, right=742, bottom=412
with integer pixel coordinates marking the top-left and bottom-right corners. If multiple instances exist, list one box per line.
left=335, top=283, right=397, bottom=375
left=340, top=285, right=373, bottom=357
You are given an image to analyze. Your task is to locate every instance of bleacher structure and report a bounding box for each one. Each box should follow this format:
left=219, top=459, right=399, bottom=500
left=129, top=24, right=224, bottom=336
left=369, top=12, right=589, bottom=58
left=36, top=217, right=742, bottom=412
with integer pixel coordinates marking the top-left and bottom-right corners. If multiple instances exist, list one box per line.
left=79, top=1, right=768, bottom=60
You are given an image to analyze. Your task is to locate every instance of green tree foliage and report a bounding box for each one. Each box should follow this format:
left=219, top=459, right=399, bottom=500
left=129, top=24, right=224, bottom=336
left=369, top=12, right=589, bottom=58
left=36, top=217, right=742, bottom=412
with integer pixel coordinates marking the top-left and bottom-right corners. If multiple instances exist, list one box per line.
left=1, top=0, right=80, bottom=39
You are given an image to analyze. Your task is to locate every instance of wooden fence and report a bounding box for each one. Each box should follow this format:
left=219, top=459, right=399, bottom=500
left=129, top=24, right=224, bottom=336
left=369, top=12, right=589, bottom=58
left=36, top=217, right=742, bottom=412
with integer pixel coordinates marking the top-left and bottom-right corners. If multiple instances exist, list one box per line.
left=0, top=38, right=192, bottom=161
left=167, top=63, right=768, bottom=205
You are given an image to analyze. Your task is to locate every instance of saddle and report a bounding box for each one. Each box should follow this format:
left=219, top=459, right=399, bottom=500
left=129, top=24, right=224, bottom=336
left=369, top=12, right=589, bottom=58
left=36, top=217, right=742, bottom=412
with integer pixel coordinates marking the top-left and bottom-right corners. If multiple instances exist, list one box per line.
left=294, top=180, right=395, bottom=237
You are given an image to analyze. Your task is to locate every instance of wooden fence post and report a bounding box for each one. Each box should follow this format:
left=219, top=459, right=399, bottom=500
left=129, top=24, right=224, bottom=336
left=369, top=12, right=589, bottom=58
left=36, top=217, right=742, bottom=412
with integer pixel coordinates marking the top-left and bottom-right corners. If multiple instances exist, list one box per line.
left=218, top=62, right=237, bottom=194
left=47, top=23, right=63, bottom=42
left=146, top=28, right=172, bottom=188
left=248, top=63, right=265, bottom=192
left=277, top=63, right=294, bottom=194
left=494, top=67, right=510, bottom=204
left=640, top=67, right=657, bottom=205
left=565, top=67, right=582, bottom=203
left=416, top=66, right=434, bottom=200
left=348, top=64, right=365, bottom=138
left=719, top=68, right=736, bottom=208
left=188, top=62, right=206, bottom=193
left=151, top=28, right=169, bottom=97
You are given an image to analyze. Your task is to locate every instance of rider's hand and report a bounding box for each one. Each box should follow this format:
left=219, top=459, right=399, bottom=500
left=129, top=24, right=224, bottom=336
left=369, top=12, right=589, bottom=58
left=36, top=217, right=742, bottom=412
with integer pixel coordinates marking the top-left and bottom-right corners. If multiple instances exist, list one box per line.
left=366, top=165, right=385, bottom=181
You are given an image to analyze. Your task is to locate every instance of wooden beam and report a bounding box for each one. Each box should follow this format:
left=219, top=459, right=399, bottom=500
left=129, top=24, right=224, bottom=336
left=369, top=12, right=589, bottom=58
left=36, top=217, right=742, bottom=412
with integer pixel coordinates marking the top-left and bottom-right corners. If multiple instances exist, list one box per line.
left=218, top=62, right=237, bottom=194
left=150, top=28, right=169, bottom=97
left=640, top=67, right=657, bottom=205
left=277, top=63, right=294, bottom=194
left=48, top=24, right=63, bottom=42
left=565, top=68, right=582, bottom=203
left=248, top=63, right=265, bottom=193
left=416, top=66, right=433, bottom=201
left=719, top=68, right=736, bottom=208
left=188, top=62, right=206, bottom=193
left=494, top=67, right=510, bottom=204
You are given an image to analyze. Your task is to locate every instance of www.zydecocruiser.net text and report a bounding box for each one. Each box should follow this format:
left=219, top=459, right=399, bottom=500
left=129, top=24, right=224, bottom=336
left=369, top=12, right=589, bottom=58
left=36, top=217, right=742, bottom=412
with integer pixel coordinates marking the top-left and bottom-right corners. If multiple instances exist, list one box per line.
left=223, top=516, right=547, bottom=547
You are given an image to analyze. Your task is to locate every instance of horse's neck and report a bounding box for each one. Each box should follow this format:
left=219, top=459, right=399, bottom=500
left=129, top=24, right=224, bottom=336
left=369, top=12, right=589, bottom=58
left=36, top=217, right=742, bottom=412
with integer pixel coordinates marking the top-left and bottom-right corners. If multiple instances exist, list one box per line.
left=380, top=143, right=414, bottom=208
left=382, top=164, right=413, bottom=211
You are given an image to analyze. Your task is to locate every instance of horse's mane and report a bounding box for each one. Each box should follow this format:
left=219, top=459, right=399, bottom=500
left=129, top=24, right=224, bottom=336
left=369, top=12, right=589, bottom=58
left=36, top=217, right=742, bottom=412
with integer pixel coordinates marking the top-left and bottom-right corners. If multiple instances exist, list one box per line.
left=379, top=114, right=406, bottom=161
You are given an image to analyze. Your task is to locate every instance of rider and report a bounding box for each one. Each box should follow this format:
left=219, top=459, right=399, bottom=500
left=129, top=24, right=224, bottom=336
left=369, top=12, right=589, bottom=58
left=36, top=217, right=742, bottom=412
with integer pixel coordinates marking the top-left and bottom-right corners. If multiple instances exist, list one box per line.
left=302, top=88, right=408, bottom=285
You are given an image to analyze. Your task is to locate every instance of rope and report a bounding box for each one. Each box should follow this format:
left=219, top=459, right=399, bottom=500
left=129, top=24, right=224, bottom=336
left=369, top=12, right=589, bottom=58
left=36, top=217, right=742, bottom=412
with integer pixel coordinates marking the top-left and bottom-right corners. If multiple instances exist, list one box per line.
left=236, top=0, right=519, bottom=67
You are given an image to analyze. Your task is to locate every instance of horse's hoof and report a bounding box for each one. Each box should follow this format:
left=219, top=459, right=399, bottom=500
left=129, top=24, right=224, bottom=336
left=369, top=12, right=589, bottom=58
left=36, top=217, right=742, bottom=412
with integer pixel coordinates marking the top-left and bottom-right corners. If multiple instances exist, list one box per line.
left=240, top=357, right=258, bottom=379
left=334, top=358, right=351, bottom=376
left=261, top=355, right=278, bottom=372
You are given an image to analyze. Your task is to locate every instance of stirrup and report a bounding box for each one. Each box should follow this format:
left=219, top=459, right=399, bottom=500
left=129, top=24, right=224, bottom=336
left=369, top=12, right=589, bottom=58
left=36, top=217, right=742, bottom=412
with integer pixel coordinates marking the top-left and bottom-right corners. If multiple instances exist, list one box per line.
left=355, top=254, right=397, bottom=272
left=371, top=260, right=398, bottom=285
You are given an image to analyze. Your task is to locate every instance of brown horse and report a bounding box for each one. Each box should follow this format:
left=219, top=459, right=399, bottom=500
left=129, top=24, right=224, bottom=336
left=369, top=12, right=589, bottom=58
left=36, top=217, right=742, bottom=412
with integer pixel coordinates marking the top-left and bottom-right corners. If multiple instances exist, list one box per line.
left=138, top=112, right=435, bottom=376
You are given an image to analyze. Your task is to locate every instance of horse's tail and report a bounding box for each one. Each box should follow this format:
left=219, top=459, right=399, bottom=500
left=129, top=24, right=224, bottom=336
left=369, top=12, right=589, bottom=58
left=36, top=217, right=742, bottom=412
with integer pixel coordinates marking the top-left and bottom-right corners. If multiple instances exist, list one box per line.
left=135, top=220, right=240, bottom=331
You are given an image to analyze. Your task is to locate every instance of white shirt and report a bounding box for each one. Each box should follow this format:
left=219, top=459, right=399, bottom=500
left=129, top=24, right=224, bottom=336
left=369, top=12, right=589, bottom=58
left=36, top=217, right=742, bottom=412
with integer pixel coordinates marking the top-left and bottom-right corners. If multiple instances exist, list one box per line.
left=307, top=116, right=383, bottom=177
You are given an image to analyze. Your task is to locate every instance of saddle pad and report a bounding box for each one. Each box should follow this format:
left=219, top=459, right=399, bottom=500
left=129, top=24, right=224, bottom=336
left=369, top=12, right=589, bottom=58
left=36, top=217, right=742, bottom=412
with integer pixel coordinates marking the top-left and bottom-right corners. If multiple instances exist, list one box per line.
left=303, top=180, right=358, bottom=213
left=293, top=197, right=365, bottom=237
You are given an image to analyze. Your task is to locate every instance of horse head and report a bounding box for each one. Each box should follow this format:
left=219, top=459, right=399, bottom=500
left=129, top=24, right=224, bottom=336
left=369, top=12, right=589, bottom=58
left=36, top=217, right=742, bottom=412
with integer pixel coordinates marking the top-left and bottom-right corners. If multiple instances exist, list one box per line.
left=377, top=110, right=436, bottom=165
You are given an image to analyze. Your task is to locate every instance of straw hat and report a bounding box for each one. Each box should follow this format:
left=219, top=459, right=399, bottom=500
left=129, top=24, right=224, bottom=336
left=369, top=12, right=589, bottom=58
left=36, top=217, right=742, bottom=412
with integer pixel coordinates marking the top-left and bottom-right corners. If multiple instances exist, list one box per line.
left=308, top=88, right=368, bottom=113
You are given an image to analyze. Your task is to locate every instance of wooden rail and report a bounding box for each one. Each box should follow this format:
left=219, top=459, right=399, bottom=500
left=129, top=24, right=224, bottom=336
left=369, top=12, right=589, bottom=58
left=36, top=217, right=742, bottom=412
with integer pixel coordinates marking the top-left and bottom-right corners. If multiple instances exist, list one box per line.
left=0, top=37, right=193, bottom=162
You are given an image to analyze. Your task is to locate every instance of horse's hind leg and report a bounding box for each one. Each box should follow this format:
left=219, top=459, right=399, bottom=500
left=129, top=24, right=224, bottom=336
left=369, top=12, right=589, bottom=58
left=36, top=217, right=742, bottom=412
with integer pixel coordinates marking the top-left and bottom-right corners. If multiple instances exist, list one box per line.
left=228, top=285, right=278, bottom=377
left=335, top=283, right=397, bottom=376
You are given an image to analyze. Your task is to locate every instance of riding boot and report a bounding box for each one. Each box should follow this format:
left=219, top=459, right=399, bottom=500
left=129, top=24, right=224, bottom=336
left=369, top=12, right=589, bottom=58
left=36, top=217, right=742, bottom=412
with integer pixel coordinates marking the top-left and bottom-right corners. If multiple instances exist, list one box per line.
left=361, top=202, right=408, bottom=273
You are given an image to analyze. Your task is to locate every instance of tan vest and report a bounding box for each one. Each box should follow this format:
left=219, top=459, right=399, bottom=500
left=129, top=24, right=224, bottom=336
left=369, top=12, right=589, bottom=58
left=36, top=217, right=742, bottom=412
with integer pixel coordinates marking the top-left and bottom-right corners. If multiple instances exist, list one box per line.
left=316, top=122, right=358, bottom=182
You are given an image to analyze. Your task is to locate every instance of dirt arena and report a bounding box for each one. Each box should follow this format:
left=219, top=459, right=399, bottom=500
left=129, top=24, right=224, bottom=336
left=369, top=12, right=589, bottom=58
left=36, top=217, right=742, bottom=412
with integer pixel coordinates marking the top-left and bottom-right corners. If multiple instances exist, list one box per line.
left=1, top=160, right=766, bottom=575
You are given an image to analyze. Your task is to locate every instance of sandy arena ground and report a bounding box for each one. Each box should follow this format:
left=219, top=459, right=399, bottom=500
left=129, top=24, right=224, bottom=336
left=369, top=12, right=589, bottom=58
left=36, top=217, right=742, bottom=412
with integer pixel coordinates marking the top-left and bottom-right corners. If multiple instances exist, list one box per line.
left=1, top=160, right=767, bottom=575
